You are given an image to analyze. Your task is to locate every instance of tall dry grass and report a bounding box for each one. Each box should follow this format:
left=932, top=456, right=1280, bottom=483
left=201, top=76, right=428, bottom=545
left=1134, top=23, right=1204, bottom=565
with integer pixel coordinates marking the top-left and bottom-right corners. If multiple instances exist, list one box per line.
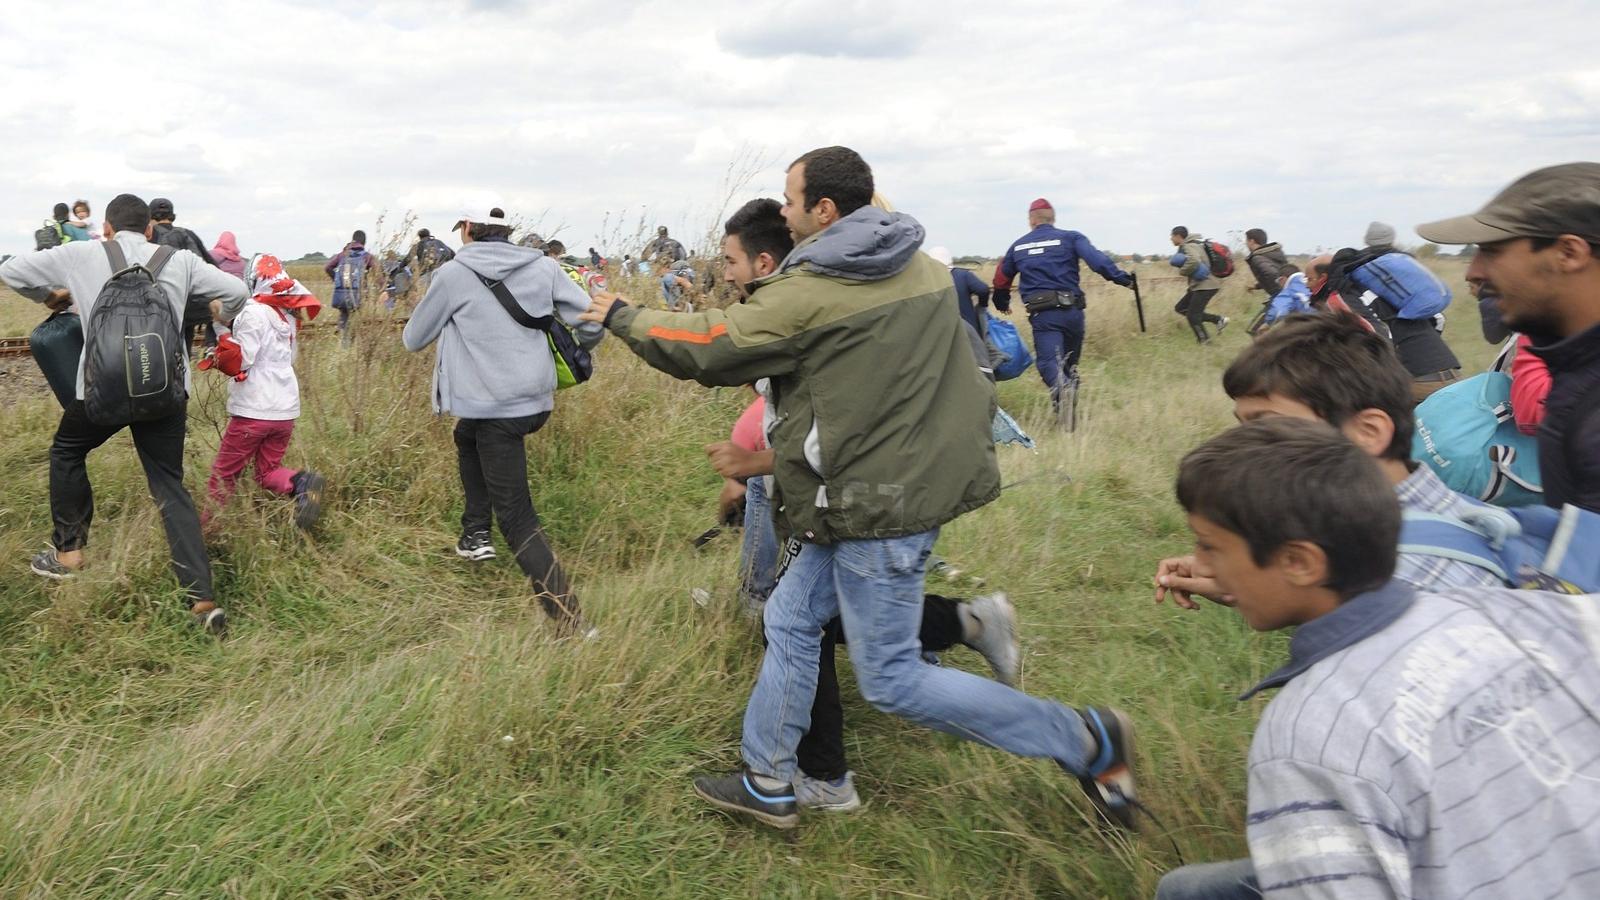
left=0, top=258, right=1494, bottom=897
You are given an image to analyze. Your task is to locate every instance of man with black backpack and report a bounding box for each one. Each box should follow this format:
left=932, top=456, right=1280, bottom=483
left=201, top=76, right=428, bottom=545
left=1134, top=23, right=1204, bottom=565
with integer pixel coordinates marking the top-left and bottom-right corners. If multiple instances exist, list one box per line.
left=402, top=207, right=604, bottom=637
left=324, top=230, right=380, bottom=345
left=0, top=193, right=246, bottom=636
left=149, top=198, right=220, bottom=353
left=1169, top=226, right=1230, bottom=343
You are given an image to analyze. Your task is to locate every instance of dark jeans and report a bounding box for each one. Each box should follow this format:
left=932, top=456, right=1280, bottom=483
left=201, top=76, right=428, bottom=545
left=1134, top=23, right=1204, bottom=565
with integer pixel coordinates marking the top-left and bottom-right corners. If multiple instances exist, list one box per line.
left=49, top=400, right=212, bottom=602
left=454, top=413, right=581, bottom=627
left=798, top=593, right=967, bottom=781
left=1175, top=288, right=1222, bottom=341
left=1027, top=306, right=1086, bottom=404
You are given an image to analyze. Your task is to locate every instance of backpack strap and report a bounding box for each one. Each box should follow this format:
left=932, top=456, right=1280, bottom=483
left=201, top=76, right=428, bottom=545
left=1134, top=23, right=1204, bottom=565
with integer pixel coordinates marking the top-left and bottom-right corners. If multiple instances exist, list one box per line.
left=467, top=268, right=554, bottom=331
left=104, top=239, right=128, bottom=272
left=146, top=245, right=176, bottom=279
left=1397, top=510, right=1510, bottom=583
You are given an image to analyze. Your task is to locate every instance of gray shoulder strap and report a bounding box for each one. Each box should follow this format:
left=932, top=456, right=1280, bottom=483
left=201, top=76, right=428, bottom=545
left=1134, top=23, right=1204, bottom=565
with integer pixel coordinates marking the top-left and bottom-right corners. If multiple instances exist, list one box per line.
left=103, top=239, right=128, bottom=272
left=145, top=244, right=177, bottom=279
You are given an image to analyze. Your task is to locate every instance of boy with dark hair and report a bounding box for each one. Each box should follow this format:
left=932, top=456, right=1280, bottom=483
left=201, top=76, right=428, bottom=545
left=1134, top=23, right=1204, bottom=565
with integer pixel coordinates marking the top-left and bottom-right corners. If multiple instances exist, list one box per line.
left=1170, top=225, right=1229, bottom=343
left=1155, top=417, right=1600, bottom=899
left=1154, top=313, right=1504, bottom=607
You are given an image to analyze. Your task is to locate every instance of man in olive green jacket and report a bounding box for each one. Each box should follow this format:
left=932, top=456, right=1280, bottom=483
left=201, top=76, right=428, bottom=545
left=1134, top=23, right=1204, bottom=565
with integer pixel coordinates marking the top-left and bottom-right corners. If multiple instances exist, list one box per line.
left=581, top=146, right=1139, bottom=831
left=1170, top=225, right=1228, bottom=343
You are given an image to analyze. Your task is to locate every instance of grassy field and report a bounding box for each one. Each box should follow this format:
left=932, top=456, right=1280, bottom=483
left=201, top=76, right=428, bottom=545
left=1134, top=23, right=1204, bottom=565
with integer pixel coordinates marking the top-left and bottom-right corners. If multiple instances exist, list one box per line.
left=0, top=259, right=1493, bottom=898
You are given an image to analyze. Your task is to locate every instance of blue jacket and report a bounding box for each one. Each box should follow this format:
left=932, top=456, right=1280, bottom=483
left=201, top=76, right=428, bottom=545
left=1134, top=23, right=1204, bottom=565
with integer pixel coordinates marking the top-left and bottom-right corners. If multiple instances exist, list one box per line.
left=993, top=224, right=1127, bottom=311
left=1264, top=272, right=1312, bottom=324
left=950, top=266, right=989, bottom=332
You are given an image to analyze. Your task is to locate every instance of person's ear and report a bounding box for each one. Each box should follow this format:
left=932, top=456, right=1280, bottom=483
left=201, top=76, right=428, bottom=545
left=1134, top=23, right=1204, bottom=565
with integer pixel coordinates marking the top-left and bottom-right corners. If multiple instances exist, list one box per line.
left=143, top=222, right=154, bottom=240
left=1275, top=540, right=1330, bottom=588
left=754, top=252, right=778, bottom=279
left=1341, top=408, right=1396, bottom=458
left=1554, top=234, right=1597, bottom=274
left=102, top=220, right=114, bottom=239
left=815, top=198, right=838, bottom=227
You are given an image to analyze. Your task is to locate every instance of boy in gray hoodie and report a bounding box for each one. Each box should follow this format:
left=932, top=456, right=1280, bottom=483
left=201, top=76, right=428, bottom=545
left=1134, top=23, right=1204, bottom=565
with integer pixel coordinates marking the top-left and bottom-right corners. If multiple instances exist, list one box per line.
left=403, top=208, right=604, bottom=635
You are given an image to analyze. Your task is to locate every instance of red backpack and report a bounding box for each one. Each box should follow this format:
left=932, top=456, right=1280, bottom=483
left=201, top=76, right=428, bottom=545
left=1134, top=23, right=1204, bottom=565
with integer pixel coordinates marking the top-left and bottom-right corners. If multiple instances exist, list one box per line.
left=1202, top=241, right=1235, bottom=278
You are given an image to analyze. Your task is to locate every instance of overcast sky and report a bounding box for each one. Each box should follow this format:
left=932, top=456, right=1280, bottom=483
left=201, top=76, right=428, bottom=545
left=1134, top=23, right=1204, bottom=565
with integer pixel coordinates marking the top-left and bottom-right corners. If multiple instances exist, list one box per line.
left=4, top=1, right=1596, bottom=261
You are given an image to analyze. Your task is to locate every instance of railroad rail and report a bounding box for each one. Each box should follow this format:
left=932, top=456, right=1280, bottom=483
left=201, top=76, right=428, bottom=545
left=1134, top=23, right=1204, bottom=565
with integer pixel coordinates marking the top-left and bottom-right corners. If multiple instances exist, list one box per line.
left=0, top=318, right=411, bottom=359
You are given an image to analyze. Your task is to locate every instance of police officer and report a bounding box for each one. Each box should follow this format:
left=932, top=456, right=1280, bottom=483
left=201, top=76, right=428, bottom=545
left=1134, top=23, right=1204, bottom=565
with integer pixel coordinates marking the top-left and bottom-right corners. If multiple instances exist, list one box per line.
left=992, top=198, right=1133, bottom=429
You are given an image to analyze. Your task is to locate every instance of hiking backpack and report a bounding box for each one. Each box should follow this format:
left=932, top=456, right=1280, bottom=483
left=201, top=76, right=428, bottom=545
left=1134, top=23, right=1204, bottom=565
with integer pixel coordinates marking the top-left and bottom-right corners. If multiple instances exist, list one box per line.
left=1400, top=501, right=1600, bottom=594
left=418, top=237, right=454, bottom=272
left=82, top=243, right=185, bottom=426
left=34, top=221, right=64, bottom=250
left=1346, top=251, right=1451, bottom=319
left=333, top=248, right=367, bottom=310
left=1202, top=241, right=1234, bottom=278
left=1412, top=371, right=1543, bottom=507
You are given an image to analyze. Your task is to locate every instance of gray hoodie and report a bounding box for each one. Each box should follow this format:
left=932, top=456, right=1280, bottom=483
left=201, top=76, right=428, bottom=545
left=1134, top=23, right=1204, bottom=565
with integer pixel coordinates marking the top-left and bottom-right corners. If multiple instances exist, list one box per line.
left=403, top=239, right=604, bottom=419
left=779, top=206, right=925, bottom=281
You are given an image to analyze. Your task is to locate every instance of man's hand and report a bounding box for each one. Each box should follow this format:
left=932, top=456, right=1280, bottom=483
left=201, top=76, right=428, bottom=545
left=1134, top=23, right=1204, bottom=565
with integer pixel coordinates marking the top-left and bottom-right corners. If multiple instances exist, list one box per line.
left=705, top=441, right=773, bottom=480
left=1153, top=555, right=1235, bottom=610
left=1113, top=273, right=1134, bottom=288
left=718, top=478, right=746, bottom=525
left=579, top=291, right=628, bottom=324
left=45, top=289, right=72, bottom=312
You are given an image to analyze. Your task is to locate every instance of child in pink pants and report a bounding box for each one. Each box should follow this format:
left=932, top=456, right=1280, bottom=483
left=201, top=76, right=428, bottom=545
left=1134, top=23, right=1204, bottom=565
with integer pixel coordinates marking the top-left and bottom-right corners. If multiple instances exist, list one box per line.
left=202, top=254, right=327, bottom=529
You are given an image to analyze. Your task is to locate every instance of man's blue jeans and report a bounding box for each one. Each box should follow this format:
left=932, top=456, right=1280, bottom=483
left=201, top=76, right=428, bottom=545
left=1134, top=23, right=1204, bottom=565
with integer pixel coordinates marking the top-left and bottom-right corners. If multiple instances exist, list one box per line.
left=741, top=529, right=1094, bottom=782
left=739, top=475, right=781, bottom=610
left=1156, top=859, right=1259, bottom=900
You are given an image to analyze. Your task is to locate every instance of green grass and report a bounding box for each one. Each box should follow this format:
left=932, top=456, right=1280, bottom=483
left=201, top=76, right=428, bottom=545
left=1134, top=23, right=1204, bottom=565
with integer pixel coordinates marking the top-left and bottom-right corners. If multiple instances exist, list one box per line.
left=0, top=261, right=1495, bottom=897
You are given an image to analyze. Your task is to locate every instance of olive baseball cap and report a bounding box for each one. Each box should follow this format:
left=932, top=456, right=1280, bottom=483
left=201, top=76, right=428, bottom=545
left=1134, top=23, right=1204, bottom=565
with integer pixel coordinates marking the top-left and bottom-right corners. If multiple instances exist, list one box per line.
left=1416, top=161, right=1600, bottom=245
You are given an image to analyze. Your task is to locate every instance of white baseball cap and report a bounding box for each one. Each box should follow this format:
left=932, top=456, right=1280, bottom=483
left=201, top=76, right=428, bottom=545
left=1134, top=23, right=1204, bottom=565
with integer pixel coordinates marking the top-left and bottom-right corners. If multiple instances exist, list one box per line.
left=453, top=207, right=511, bottom=231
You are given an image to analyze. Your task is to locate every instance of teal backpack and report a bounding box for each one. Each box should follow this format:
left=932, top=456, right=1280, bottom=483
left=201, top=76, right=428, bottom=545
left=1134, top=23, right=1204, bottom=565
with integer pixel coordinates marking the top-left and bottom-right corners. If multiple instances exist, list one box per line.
left=1412, top=371, right=1543, bottom=508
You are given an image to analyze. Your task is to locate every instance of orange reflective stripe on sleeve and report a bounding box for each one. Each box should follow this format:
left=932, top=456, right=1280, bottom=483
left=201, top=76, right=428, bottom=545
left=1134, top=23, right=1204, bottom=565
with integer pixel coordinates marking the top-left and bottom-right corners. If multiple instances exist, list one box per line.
left=645, top=322, right=728, bottom=344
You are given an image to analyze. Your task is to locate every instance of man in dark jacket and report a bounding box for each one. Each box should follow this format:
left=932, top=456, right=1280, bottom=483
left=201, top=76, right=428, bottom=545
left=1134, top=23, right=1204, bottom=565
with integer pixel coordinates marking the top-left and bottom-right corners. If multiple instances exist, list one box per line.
left=582, top=148, right=1138, bottom=831
left=993, top=199, right=1134, bottom=428
left=1244, top=228, right=1292, bottom=295
left=1328, top=243, right=1461, bottom=403
left=1418, top=161, right=1600, bottom=513
left=150, top=198, right=220, bottom=351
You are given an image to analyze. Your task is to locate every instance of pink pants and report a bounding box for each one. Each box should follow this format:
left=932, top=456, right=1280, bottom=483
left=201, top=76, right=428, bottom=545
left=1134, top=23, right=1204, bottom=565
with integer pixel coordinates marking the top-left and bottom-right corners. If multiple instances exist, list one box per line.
left=205, top=416, right=297, bottom=522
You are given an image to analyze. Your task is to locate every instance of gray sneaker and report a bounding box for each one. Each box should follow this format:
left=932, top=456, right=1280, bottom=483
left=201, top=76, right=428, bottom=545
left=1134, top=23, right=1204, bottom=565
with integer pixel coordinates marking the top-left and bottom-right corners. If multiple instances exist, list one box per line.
left=795, top=771, right=862, bottom=812
left=964, top=592, right=1020, bottom=685
left=30, top=548, right=76, bottom=580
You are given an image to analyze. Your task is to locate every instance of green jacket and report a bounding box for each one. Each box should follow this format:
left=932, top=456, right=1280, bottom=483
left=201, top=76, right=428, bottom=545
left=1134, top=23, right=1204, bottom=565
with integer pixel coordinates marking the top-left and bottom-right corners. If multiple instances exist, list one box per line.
left=1179, top=236, right=1223, bottom=291
left=607, top=208, right=1000, bottom=544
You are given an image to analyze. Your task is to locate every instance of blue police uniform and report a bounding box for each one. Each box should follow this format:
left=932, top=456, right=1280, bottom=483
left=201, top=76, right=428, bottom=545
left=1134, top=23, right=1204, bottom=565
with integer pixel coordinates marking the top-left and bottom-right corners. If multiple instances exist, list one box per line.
left=992, top=224, right=1130, bottom=406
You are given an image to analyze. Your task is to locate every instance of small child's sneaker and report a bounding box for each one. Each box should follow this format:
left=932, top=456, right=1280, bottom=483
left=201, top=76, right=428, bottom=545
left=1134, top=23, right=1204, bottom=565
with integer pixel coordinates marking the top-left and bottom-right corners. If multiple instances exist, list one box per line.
left=292, top=471, right=327, bottom=530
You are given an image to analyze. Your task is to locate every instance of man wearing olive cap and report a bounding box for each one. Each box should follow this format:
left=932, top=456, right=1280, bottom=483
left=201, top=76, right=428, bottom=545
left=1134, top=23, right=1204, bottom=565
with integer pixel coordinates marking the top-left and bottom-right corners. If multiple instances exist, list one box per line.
left=1417, top=162, right=1600, bottom=512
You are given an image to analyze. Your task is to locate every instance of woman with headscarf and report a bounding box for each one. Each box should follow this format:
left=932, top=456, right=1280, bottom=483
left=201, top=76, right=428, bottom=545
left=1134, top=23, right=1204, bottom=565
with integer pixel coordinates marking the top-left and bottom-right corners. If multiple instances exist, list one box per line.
left=211, top=231, right=247, bottom=279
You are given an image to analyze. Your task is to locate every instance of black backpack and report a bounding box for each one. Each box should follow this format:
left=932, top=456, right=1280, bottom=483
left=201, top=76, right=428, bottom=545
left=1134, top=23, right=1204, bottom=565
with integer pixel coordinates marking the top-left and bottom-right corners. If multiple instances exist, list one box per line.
left=82, top=243, right=185, bottom=425
left=34, top=221, right=64, bottom=250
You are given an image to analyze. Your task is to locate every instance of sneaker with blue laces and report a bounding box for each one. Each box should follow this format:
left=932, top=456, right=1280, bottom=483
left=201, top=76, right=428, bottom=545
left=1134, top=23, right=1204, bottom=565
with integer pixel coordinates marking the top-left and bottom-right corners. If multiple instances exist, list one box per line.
left=1073, top=706, right=1139, bottom=831
left=795, top=771, right=862, bottom=812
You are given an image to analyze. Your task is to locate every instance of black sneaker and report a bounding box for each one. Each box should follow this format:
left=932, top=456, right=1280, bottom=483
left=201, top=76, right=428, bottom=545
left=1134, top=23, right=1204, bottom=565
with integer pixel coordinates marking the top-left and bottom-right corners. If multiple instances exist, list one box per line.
left=30, top=548, right=76, bottom=580
left=456, top=531, right=495, bottom=561
left=693, top=770, right=799, bottom=829
left=1074, top=707, right=1139, bottom=831
left=292, top=471, right=327, bottom=530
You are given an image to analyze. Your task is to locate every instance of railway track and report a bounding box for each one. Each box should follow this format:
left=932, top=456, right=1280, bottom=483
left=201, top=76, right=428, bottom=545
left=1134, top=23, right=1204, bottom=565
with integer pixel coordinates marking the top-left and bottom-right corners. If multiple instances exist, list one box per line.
left=0, top=318, right=411, bottom=359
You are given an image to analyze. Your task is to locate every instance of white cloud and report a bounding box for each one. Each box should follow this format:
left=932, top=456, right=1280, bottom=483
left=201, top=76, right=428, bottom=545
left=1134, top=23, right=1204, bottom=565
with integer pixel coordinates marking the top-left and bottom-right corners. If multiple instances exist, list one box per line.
left=1, top=0, right=1596, bottom=263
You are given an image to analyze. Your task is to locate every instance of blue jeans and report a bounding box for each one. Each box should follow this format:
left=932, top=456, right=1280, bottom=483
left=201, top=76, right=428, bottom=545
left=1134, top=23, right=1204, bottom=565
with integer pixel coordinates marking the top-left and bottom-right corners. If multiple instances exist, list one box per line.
left=740, top=476, right=781, bottom=609
left=1028, top=307, right=1085, bottom=402
left=1156, top=859, right=1259, bottom=900
left=741, top=530, right=1094, bottom=782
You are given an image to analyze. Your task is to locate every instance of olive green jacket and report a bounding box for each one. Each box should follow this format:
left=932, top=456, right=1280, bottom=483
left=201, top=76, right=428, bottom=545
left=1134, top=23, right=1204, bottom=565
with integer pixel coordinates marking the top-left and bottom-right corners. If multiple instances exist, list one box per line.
left=607, top=210, right=1000, bottom=543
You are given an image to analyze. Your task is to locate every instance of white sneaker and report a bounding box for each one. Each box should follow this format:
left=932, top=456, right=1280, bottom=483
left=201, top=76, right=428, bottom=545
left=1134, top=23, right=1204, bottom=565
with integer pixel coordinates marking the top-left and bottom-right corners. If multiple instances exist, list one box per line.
left=795, top=771, right=863, bottom=812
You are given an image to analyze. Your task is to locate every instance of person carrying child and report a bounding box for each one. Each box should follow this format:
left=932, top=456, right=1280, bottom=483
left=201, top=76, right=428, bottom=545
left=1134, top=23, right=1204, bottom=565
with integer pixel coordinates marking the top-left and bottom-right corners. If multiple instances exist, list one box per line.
left=200, top=253, right=327, bottom=529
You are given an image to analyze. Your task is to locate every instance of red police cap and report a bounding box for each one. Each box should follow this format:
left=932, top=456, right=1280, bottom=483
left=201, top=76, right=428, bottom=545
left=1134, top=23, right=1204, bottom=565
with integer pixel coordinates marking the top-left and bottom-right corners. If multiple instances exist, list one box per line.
left=1029, top=198, right=1053, bottom=212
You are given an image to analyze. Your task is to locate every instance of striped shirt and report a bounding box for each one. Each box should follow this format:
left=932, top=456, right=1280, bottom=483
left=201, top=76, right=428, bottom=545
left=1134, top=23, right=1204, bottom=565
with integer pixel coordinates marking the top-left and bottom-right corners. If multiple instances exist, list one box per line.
left=1245, top=583, right=1600, bottom=898
left=1393, top=465, right=1506, bottom=590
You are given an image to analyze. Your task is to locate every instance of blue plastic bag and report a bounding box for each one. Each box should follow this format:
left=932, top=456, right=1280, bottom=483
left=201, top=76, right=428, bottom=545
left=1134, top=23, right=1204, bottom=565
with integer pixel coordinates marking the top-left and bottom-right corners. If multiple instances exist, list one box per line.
left=987, top=317, right=1033, bottom=381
